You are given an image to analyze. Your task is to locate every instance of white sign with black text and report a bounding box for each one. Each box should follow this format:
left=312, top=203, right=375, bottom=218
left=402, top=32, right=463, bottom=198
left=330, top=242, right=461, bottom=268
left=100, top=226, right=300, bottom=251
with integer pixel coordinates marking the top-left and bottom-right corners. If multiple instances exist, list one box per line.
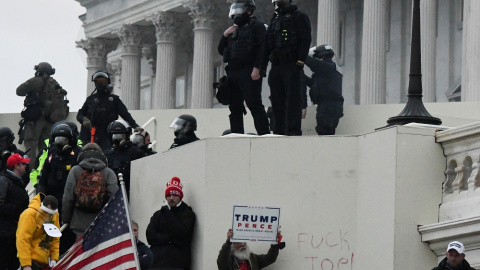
left=231, top=205, right=280, bottom=243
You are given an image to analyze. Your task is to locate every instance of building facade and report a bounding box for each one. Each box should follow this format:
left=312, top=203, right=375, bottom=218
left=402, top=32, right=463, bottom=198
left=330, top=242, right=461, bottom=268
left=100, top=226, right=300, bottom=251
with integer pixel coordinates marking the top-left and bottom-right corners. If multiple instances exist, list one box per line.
left=75, top=0, right=480, bottom=110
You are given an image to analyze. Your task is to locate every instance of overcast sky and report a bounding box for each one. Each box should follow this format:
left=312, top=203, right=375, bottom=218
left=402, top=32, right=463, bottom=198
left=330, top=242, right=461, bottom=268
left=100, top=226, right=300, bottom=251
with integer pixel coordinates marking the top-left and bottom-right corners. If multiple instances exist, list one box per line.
left=0, top=0, right=87, bottom=114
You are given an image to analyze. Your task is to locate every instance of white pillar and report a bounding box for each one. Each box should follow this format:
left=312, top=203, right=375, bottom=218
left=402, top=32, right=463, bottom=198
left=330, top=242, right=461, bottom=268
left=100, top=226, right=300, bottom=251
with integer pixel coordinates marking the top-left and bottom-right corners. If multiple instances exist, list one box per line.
left=420, top=0, right=437, bottom=102
left=360, top=0, right=388, bottom=104
left=461, top=0, right=480, bottom=101
left=188, top=0, right=215, bottom=108
left=114, top=25, right=144, bottom=109
left=148, top=12, right=179, bottom=109
left=76, top=38, right=118, bottom=96
left=316, top=0, right=339, bottom=54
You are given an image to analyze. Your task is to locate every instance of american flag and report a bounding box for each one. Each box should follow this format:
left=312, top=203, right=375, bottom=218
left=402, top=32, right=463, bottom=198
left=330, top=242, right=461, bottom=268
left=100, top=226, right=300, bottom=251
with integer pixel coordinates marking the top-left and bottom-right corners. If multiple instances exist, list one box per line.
left=53, top=189, right=138, bottom=270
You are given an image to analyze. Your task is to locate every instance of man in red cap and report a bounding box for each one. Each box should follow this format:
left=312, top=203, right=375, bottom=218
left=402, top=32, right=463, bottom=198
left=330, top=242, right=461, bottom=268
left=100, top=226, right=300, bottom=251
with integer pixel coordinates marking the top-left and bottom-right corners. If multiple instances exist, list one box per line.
left=0, top=153, right=30, bottom=270
left=146, top=176, right=196, bottom=270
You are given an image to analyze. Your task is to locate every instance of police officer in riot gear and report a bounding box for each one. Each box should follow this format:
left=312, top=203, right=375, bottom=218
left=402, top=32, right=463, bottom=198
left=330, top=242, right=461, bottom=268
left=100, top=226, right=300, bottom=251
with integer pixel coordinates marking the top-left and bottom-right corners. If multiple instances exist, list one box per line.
left=77, top=70, right=141, bottom=151
left=218, top=0, right=270, bottom=135
left=169, top=114, right=199, bottom=149
left=36, top=123, right=81, bottom=254
left=104, top=120, right=145, bottom=199
left=131, top=129, right=157, bottom=156
left=261, top=0, right=312, bottom=136
left=304, top=45, right=344, bottom=135
left=0, top=127, right=29, bottom=187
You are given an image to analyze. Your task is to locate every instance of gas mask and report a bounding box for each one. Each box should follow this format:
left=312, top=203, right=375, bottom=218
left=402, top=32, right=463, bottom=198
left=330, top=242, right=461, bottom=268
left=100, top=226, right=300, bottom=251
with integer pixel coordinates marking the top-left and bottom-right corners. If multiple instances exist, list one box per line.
left=233, top=13, right=250, bottom=27
left=112, top=134, right=129, bottom=148
left=54, top=136, right=72, bottom=155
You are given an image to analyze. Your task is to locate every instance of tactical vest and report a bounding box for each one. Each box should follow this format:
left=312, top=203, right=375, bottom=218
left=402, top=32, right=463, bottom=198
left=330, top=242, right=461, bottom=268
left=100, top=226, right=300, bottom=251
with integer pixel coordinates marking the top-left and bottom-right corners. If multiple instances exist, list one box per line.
left=267, top=10, right=299, bottom=62
left=226, top=19, right=257, bottom=66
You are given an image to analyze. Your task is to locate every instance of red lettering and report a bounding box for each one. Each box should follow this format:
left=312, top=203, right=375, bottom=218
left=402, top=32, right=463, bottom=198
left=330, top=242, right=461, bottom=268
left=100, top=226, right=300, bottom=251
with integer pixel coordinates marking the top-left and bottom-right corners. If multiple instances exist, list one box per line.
left=321, top=258, right=333, bottom=270
left=337, top=258, right=348, bottom=269
left=305, top=257, right=318, bottom=270
left=253, top=224, right=257, bottom=228
left=268, top=225, right=272, bottom=229
left=245, top=223, right=249, bottom=228
left=238, top=223, right=242, bottom=227
left=298, top=233, right=308, bottom=250
left=311, top=234, right=323, bottom=249
left=326, top=232, right=338, bottom=248
left=260, top=224, right=264, bottom=229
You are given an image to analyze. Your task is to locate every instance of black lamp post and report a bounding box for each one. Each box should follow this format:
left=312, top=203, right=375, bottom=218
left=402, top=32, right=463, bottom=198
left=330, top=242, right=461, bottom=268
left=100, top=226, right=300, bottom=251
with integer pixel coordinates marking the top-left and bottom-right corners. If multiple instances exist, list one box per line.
left=386, top=0, right=441, bottom=126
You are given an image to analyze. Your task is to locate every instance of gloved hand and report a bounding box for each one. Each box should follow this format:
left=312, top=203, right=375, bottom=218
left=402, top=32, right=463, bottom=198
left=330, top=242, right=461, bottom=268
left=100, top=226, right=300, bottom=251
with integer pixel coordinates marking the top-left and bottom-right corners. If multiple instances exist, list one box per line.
left=134, top=126, right=144, bottom=133
left=49, top=260, right=57, bottom=267
left=82, top=117, right=91, bottom=130
left=308, top=46, right=316, bottom=57
left=296, top=61, right=304, bottom=71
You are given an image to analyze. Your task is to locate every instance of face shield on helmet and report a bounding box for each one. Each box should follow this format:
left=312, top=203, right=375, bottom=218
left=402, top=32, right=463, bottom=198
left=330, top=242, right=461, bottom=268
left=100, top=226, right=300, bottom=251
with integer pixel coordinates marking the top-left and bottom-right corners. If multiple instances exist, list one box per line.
left=229, top=3, right=247, bottom=18
left=131, top=133, right=146, bottom=148
left=54, top=136, right=69, bottom=147
left=112, top=134, right=128, bottom=145
left=92, top=71, right=111, bottom=94
left=169, top=118, right=190, bottom=132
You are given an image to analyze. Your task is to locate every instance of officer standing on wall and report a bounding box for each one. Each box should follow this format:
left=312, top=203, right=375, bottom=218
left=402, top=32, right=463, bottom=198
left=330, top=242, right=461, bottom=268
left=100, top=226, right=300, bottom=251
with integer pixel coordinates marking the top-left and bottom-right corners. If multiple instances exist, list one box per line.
left=218, top=0, right=270, bottom=135
left=261, top=0, right=311, bottom=136
left=77, top=70, right=141, bottom=151
left=304, top=45, right=344, bottom=135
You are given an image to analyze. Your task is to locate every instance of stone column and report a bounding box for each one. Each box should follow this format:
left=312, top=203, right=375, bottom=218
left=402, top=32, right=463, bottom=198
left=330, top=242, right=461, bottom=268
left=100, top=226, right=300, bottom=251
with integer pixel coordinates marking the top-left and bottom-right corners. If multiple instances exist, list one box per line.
left=420, top=0, right=437, bottom=102
left=461, top=0, right=480, bottom=101
left=360, top=0, right=388, bottom=104
left=107, top=59, right=122, bottom=96
left=148, top=12, right=180, bottom=109
left=76, top=38, right=118, bottom=96
left=113, top=25, right=144, bottom=109
left=187, top=0, right=215, bottom=108
left=316, top=0, right=339, bottom=54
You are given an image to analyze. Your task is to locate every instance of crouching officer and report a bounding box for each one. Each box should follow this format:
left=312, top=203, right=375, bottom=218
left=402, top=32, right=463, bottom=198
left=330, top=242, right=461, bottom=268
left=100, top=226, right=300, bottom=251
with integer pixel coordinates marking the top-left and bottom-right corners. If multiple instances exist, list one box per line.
left=261, top=0, right=311, bottom=136
left=218, top=0, right=270, bottom=135
left=304, top=45, right=344, bottom=135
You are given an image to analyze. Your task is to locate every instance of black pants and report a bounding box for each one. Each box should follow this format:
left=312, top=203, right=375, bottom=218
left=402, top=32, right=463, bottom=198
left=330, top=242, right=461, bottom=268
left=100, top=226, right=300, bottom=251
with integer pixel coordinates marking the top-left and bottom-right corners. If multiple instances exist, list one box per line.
left=0, top=235, right=20, bottom=270
left=315, top=101, right=343, bottom=135
left=268, top=62, right=303, bottom=135
left=228, top=66, right=270, bottom=135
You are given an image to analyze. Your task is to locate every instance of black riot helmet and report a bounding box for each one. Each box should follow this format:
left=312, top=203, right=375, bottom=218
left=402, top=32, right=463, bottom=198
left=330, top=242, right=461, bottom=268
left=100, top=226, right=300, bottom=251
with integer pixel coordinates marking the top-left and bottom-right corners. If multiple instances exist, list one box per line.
left=314, top=44, right=335, bottom=59
left=228, top=0, right=256, bottom=18
left=34, top=62, right=55, bottom=77
left=51, top=123, right=74, bottom=154
left=170, top=114, right=197, bottom=140
left=51, top=121, right=79, bottom=146
left=0, top=127, right=15, bottom=152
left=92, top=70, right=112, bottom=95
left=108, top=120, right=132, bottom=147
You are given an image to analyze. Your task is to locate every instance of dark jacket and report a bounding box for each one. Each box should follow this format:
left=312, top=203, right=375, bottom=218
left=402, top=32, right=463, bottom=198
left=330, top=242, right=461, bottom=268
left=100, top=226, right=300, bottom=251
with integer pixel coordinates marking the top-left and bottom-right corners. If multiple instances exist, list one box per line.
left=218, top=16, right=266, bottom=69
left=304, top=56, right=343, bottom=104
left=146, top=202, right=196, bottom=269
left=217, top=239, right=281, bottom=270
left=0, top=170, right=29, bottom=237
left=76, top=93, right=138, bottom=147
left=169, top=133, right=199, bottom=150
left=432, top=257, right=475, bottom=270
left=137, top=239, right=154, bottom=270
left=262, top=5, right=312, bottom=66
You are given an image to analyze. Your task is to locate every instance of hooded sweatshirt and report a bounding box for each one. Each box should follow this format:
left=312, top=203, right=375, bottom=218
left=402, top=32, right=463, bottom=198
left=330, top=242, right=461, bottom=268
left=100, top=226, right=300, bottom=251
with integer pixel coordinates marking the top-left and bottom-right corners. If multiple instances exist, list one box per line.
left=62, top=156, right=118, bottom=235
left=16, top=194, right=60, bottom=267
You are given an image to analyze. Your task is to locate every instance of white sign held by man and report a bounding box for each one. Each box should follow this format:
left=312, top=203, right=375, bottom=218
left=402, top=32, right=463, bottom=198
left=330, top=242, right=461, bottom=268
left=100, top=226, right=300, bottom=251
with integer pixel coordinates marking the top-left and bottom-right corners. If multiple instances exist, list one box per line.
left=231, top=205, right=280, bottom=243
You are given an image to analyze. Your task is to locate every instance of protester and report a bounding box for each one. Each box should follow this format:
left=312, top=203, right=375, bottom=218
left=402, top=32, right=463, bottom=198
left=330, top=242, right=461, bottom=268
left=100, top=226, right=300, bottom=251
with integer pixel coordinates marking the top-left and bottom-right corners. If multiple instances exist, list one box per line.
left=16, top=194, right=61, bottom=270
left=146, top=177, right=196, bottom=269
left=132, top=220, right=153, bottom=270
left=0, top=153, right=30, bottom=270
left=432, top=241, right=475, bottom=270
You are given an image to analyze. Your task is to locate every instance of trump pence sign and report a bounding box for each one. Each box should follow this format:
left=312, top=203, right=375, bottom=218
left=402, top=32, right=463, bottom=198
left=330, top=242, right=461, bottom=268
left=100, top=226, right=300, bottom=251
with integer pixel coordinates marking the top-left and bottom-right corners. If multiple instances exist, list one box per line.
left=231, top=205, right=281, bottom=243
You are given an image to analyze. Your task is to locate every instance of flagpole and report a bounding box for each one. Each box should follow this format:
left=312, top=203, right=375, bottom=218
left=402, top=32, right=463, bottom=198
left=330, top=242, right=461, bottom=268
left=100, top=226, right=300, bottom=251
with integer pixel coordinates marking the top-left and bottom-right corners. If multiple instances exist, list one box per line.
left=118, top=173, right=141, bottom=269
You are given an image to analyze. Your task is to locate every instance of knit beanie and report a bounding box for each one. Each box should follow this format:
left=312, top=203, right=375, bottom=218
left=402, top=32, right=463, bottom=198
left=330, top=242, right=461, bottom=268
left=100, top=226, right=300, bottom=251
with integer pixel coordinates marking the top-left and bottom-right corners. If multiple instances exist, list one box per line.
left=165, top=176, right=183, bottom=199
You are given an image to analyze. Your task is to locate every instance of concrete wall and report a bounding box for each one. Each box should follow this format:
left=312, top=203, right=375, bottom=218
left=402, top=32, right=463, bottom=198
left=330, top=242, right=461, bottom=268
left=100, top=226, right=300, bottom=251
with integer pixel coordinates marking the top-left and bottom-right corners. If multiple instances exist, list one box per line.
left=129, top=125, right=445, bottom=269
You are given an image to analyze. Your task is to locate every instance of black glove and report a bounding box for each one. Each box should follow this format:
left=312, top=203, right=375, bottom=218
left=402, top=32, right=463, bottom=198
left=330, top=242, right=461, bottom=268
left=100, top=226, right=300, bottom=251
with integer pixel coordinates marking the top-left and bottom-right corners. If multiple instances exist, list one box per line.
left=82, top=117, right=91, bottom=130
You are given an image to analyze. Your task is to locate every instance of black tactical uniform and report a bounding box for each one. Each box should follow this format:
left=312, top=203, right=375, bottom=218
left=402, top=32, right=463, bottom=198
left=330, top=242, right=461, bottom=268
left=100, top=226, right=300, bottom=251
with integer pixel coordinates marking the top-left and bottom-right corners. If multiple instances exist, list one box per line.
left=77, top=71, right=139, bottom=151
left=104, top=141, right=145, bottom=199
left=304, top=55, right=344, bottom=135
left=262, top=3, right=311, bottom=135
left=0, top=127, right=29, bottom=187
left=218, top=14, right=270, bottom=135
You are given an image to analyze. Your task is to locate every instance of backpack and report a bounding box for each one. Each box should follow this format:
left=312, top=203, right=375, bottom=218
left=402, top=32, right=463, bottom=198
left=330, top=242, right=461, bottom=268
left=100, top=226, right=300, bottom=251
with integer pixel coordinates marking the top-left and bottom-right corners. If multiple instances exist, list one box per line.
left=43, top=81, right=69, bottom=123
left=21, top=92, right=43, bottom=121
left=74, top=170, right=106, bottom=212
left=214, top=75, right=230, bottom=105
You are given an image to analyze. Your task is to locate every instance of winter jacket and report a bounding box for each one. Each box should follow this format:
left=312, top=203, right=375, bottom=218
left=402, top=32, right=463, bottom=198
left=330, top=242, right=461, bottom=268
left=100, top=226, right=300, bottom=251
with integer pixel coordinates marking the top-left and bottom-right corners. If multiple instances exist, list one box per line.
left=217, top=239, right=281, bottom=270
left=0, top=170, right=29, bottom=237
left=137, top=239, right=154, bottom=270
left=62, top=156, right=118, bottom=235
left=432, top=257, right=475, bottom=270
left=16, top=194, right=60, bottom=267
left=146, top=202, right=196, bottom=268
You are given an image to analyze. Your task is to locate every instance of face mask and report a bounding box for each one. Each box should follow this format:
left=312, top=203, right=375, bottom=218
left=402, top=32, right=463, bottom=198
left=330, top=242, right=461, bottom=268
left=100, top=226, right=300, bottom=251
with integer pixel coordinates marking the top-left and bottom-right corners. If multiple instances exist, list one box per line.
left=233, top=14, right=249, bottom=27
left=96, top=82, right=107, bottom=93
